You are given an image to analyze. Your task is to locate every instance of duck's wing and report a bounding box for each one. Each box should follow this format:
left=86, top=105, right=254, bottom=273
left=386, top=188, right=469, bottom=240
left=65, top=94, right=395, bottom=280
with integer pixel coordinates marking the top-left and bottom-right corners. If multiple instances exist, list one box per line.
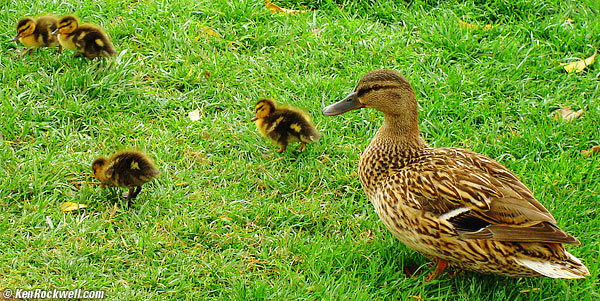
left=384, top=147, right=580, bottom=245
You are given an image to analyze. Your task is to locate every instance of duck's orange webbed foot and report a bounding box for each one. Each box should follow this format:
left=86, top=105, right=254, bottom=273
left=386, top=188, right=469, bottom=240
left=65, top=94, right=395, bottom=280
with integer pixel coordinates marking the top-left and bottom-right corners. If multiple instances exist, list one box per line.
left=425, top=259, right=448, bottom=282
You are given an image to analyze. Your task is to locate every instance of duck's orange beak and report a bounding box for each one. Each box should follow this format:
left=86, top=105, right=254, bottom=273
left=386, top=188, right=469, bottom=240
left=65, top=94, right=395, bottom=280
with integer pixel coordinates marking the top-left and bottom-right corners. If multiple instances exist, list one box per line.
left=322, top=92, right=364, bottom=116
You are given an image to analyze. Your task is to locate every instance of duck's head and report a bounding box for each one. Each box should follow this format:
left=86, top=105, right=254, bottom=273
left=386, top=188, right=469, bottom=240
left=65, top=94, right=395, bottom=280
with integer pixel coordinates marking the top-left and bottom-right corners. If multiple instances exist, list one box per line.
left=52, top=15, right=79, bottom=35
left=91, top=157, right=108, bottom=179
left=251, top=98, right=276, bottom=122
left=322, top=69, right=417, bottom=118
left=11, top=17, right=36, bottom=42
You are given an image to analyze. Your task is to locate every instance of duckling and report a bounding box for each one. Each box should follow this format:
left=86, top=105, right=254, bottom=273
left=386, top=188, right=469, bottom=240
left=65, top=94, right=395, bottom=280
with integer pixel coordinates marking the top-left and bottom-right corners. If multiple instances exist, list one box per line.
left=251, top=98, right=321, bottom=153
left=11, top=16, right=61, bottom=55
left=52, top=15, right=116, bottom=59
left=91, top=150, right=160, bottom=204
left=323, top=69, right=589, bottom=279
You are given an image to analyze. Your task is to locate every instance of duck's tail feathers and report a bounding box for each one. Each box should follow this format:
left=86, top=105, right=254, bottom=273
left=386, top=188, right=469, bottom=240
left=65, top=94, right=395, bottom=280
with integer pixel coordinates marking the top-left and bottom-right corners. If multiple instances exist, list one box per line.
left=515, top=251, right=590, bottom=278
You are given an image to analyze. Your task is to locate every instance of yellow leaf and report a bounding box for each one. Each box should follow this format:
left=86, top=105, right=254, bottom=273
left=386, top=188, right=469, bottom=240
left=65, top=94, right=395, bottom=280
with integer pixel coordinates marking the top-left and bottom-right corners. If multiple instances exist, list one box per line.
left=581, top=145, right=600, bottom=157
left=266, top=0, right=306, bottom=15
left=520, top=288, right=540, bottom=293
left=188, top=109, right=200, bottom=121
left=196, top=25, right=220, bottom=41
left=458, top=17, right=494, bottom=30
left=61, top=202, right=88, bottom=212
left=561, top=50, right=597, bottom=73
left=553, top=105, right=587, bottom=122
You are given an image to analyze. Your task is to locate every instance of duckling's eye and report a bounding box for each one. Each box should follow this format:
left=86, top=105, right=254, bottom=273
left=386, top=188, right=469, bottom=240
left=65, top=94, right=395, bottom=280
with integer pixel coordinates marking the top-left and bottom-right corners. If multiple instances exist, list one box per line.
left=372, top=84, right=381, bottom=91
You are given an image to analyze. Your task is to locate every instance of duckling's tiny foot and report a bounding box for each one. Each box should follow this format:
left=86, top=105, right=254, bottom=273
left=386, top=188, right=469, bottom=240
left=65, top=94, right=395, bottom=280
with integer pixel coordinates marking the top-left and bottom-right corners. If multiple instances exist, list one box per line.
left=122, top=187, right=135, bottom=201
left=277, top=146, right=286, bottom=153
left=17, top=49, right=32, bottom=57
left=130, top=186, right=142, bottom=199
left=297, top=143, right=307, bottom=152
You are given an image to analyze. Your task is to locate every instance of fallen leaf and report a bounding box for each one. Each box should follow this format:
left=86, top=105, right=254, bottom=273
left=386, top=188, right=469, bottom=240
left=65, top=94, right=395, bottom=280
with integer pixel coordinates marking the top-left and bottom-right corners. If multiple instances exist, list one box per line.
left=266, top=0, right=306, bottom=14
left=581, top=145, right=600, bottom=157
left=553, top=105, right=587, bottom=122
left=111, top=16, right=124, bottom=26
left=61, top=202, right=88, bottom=212
left=196, top=25, right=220, bottom=40
left=520, top=288, right=540, bottom=293
left=561, top=50, right=597, bottom=73
left=458, top=17, right=494, bottom=30
left=311, top=28, right=322, bottom=35
left=188, top=109, right=200, bottom=121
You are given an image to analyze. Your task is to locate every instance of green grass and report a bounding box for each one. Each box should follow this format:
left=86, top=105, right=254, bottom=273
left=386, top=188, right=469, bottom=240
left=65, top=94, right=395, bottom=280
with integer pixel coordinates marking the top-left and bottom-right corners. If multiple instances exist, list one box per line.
left=1, top=0, right=599, bottom=299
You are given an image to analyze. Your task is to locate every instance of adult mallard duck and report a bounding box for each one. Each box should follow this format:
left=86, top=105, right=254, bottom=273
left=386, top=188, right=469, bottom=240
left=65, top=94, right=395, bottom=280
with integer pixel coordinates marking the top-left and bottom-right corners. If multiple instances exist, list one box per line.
left=322, top=69, right=590, bottom=279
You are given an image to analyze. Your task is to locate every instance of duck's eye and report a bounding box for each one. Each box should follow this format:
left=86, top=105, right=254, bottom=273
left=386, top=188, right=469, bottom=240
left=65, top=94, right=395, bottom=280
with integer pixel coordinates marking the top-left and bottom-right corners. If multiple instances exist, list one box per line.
left=372, top=84, right=381, bottom=91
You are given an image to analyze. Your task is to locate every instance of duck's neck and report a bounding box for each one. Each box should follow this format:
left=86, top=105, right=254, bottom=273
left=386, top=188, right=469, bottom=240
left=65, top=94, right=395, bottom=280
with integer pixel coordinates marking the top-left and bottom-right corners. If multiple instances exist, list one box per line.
left=358, top=113, right=428, bottom=197
left=377, top=113, right=426, bottom=148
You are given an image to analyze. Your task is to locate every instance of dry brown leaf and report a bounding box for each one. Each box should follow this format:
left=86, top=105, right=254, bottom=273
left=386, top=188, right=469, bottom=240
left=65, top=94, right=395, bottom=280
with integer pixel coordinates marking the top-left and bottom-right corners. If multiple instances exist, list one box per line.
left=188, top=109, right=200, bottom=121
left=561, top=50, right=597, bottom=73
left=266, top=0, right=306, bottom=14
left=458, top=17, right=494, bottom=30
left=581, top=145, right=600, bottom=157
left=196, top=25, right=220, bottom=40
left=311, top=28, right=322, bottom=35
left=553, top=105, right=587, bottom=122
left=61, top=202, right=88, bottom=212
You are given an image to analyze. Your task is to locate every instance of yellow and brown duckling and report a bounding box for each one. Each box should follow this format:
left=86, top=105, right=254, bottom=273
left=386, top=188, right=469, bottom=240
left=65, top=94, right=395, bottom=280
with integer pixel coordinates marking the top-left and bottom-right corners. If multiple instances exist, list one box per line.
left=91, top=150, right=160, bottom=204
left=52, top=15, right=116, bottom=59
left=252, top=98, right=321, bottom=153
left=323, top=69, right=589, bottom=279
left=11, top=16, right=61, bottom=55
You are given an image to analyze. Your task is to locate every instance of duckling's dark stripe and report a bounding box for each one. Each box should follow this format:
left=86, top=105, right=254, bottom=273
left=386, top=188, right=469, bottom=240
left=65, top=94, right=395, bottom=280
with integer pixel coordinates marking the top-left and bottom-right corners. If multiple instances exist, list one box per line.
left=18, top=25, right=31, bottom=35
left=356, top=84, right=400, bottom=97
left=255, top=103, right=265, bottom=112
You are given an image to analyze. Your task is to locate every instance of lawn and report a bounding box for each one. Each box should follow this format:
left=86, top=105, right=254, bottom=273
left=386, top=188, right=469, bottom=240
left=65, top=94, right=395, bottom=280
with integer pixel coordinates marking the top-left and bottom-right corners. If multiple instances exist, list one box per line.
left=1, top=0, right=599, bottom=299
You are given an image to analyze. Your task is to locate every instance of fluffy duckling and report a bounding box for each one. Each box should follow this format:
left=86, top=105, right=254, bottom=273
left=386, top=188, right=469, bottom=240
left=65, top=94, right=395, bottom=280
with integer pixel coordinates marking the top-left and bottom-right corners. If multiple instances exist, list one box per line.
left=251, top=98, right=321, bottom=153
left=52, top=15, right=116, bottom=59
left=91, top=150, right=160, bottom=204
left=11, top=16, right=61, bottom=54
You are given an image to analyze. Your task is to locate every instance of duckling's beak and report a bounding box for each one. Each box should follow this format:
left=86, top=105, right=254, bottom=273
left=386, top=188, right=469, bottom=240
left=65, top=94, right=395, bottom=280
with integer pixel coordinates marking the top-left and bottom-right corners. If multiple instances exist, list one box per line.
left=51, top=28, right=59, bottom=35
left=322, top=92, right=364, bottom=116
left=10, top=34, right=19, bottom=42
left=251, top=117, right=258, bottom=122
